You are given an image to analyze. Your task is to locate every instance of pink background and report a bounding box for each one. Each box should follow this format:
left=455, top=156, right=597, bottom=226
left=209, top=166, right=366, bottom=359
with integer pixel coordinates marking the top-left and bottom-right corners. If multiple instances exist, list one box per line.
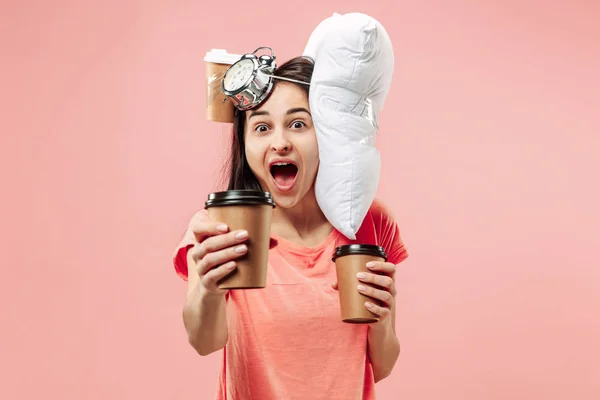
left=1, top=1, right=599, bottom=399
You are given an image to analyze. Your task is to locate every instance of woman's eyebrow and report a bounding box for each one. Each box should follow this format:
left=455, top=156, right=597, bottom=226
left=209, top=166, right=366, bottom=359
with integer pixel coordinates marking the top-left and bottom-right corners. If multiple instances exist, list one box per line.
left=248, top=110, right=270, bottom=120
left=287, top=107, right=311, bottom=116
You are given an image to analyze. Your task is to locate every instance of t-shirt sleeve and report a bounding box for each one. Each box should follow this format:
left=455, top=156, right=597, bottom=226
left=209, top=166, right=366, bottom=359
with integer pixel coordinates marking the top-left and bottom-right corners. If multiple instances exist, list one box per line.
left=173, top=209, right=210, bottom=281
left=370, top=199, right=408, bottom=265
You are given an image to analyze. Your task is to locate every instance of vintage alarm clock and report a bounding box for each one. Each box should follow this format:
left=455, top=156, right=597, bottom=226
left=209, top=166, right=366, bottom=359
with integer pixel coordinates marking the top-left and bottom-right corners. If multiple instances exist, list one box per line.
left=222, top=47, right=277, bottom=111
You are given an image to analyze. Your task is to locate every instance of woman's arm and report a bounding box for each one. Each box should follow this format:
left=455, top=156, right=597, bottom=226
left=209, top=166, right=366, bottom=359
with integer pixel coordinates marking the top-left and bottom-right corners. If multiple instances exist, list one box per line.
left=183, top=250, right=230, bottom=356
left=367, top=311, right=400, bottom=382
left=180, top=218, right=249, bottom=356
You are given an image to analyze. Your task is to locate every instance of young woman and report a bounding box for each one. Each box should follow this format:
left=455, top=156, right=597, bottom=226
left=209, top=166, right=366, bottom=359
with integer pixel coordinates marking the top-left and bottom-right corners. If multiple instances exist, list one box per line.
left=173, top=57, right=408, bottom=400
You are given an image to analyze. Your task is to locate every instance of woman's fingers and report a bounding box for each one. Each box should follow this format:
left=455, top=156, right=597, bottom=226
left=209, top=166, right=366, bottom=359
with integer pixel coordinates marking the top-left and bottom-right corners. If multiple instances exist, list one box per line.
left=195, top=243, right=248, bottom=276
left=366, top=261, right=396, bottom=276
left=189, top=229, right=248, bottom=263
left=364, top=301, right=392, bottom=318
left=201, top=261, right=237, bottom=289
left=190, top=219, right=229, bottom=243
left=198, top=229, right=248, bottom=258
left=357, top=270, right=396, bottom=297
left=357, top=284, right=395, bottom=306
left=357, top=272, right=394, bottom=289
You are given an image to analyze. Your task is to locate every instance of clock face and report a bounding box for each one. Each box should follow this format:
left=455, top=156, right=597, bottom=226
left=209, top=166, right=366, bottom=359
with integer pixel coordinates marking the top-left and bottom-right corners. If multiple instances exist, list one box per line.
left=223, top=59, right=254, bottom=92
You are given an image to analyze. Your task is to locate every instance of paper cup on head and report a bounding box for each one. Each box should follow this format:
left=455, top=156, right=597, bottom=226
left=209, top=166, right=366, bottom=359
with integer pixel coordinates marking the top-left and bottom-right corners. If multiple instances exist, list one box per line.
left=205, top=190, right=275, bottom=289
left=332, top=244, right=388, bottom=324
left=204, top=49, right=241, bottom=123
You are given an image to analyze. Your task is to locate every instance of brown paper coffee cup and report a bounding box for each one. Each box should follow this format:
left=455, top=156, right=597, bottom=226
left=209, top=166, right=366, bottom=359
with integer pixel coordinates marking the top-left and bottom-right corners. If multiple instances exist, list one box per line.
left=204, top=49, right=241, bottom=123
left=205, top=190, right=275, bottom=289
left=333, top=244, right=388, bottom=324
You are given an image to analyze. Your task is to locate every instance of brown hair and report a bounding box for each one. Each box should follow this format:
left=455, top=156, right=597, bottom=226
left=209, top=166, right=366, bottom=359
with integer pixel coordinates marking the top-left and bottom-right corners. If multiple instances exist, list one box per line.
left=222, top=56, right=314, bottom=191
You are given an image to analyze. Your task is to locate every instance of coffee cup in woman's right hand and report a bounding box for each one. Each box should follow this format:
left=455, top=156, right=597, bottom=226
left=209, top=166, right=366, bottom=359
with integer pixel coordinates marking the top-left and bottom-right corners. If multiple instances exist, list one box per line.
left=205, top=190, right=275, bottom=289
left=332, top=244, right=388, bottom=324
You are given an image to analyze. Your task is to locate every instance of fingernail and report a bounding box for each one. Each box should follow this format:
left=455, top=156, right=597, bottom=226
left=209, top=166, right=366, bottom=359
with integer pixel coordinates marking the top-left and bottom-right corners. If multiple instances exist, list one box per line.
left=226, top=262, right=236, bottom=270
left=216, top=224, right=228, bottom=232
left=357, top=272, right=367, bottom=279
left=357, top=285, right=367, bottom=292
left=234, top=245, right=247, bottom=254
left=365, top=302, right=373, bottom=309
left=235, top=230, right=248, bottom=239
left=366, top=262, right=376, bottom=268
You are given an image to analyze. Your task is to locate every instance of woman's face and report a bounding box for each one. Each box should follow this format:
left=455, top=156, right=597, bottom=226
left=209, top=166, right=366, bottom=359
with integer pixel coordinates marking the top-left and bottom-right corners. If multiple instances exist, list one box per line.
left=244, top=82, right=319, bottom=209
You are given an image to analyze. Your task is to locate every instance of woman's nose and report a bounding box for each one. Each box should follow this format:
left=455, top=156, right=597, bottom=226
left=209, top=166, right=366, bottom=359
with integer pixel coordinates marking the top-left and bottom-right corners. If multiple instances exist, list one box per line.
left=270, top=132, right=292, bottom=153
left=271, top=142, right=291, bottom=153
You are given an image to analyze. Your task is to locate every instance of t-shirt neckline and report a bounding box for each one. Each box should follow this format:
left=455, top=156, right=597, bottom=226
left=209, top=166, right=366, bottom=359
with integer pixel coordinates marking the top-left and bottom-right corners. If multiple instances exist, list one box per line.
left=270, top=228, right=341, bottom=256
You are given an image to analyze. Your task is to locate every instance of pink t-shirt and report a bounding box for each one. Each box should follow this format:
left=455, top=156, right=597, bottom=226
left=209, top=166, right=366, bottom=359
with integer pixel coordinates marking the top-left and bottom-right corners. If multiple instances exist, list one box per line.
left=173, top=199, right=408, bottom=400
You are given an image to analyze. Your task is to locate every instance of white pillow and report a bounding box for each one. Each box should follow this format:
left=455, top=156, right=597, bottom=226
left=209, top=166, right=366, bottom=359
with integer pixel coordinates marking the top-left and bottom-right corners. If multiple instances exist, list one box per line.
left=303, top=13, right=394, bottom=240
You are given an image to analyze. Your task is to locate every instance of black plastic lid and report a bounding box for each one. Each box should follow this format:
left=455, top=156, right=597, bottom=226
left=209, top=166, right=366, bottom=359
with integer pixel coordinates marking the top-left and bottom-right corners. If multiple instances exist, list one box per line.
left=332, top=244, right=388, bottom=262
left=205, top=190, right=276, bottom=208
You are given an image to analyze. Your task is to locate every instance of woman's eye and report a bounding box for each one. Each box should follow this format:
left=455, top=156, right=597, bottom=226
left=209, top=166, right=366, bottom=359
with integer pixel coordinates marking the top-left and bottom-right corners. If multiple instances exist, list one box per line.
left=255, top=125, right=269, bottom=133
left=291, top=121, right=305, bottom=129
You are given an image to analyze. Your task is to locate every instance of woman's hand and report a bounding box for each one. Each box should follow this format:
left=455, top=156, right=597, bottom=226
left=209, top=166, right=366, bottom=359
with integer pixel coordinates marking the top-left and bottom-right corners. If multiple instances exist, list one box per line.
left=332, top=261, right=397, bottom=321
left=187, top=219, right=249, bottom=296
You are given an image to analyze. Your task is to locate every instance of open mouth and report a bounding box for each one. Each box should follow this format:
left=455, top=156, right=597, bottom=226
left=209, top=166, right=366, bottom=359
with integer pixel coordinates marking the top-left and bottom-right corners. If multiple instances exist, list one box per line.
left=269, top=161, right=299, bottom=190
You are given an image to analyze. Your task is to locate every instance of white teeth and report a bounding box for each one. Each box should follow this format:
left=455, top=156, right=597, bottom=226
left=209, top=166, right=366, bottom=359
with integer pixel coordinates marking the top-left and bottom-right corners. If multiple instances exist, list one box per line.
left=273, top=162, right=291, bottom=166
